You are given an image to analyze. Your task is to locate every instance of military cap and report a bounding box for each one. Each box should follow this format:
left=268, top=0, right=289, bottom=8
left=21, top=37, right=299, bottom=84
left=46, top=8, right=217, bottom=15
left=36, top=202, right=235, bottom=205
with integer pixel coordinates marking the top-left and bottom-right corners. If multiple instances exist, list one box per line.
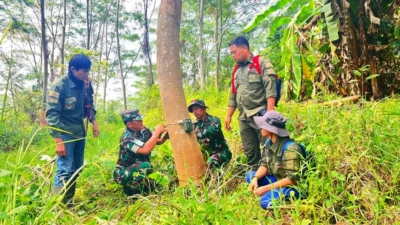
left=121, top=109, right=143, bottom=122
left=188, top=99, right=209, bottom=112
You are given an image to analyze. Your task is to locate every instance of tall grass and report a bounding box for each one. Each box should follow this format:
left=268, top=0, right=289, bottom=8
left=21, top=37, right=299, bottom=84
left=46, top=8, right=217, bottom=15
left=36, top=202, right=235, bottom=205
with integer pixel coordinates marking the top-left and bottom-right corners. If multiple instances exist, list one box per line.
left=1, top=87, right=399, bottom=224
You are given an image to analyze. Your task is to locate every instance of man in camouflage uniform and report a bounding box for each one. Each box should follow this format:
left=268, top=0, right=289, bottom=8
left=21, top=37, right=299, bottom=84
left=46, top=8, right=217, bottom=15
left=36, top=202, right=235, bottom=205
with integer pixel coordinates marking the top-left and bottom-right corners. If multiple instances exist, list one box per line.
left=188, top=99, right=232, bottom=168
left=225, top=36, right=277, bottom=171
left=114, top=109, right=168, bottom=196
left=46, top=54, right=99, bottom=206
left=246, top=111, right=305, bottom=209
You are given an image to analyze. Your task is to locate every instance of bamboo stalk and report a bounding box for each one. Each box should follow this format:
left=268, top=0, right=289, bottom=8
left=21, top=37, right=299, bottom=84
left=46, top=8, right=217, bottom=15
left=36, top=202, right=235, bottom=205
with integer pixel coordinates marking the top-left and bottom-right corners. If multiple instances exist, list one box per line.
left=322, top=95, right=360, bottom=106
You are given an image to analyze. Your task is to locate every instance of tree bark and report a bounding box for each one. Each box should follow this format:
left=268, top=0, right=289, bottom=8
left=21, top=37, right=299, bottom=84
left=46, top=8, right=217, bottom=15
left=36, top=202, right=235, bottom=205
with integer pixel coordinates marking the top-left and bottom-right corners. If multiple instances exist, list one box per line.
left=116, top=0, right=127, bottom=110
left=40, top=0, right=49, bottom=125
left=198, top=0, right=205, bottom=89
left=157, top=0, right=206, bottom=185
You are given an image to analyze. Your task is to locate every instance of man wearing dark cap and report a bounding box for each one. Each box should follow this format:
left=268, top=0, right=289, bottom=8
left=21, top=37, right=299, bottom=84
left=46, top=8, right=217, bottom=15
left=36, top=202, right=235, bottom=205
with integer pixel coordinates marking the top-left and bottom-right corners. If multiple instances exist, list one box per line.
left=225, top=35, right=277, bottom=171
left=46, top=54, right=99, bottom=206
left=246, top=110, right=306, bottom=209
left=114, top=109, right=168, bottom=196
left=188, top=99, right=232, bottom=168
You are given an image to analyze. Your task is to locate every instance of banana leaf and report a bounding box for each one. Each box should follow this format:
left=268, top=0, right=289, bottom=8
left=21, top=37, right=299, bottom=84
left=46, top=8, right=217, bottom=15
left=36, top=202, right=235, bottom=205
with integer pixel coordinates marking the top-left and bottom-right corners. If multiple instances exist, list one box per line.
left=302, top=55, right=314, bottom=97
left=292, top=53, right=302, bottom=100
left=243, top=0, right=292, bottom=33
left=269, top=16, right=291, bottom=37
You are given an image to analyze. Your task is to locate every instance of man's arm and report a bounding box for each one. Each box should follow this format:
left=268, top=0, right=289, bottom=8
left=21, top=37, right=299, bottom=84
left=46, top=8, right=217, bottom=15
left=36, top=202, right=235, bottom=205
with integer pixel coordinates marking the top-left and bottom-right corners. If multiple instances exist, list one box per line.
left=46, top=84, right=67, bottom=157
left=261, top=58, right=277, bottom=111
left=254, top=144, right=302, bottom=196
left=136, top=125, right=165, bottom=155
left=248, top=165, right=268, bottom=191
left=201, top=117, right=223, bottom=140
left=254, top=177, right=296, bottom=196
left=225, top=106, right=236, bottom=131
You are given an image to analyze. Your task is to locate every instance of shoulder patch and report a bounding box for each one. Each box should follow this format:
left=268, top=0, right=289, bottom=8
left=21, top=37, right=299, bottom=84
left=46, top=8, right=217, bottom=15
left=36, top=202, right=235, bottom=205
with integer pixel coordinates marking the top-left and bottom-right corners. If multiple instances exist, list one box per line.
left=49, top=91, right=60, bottom=99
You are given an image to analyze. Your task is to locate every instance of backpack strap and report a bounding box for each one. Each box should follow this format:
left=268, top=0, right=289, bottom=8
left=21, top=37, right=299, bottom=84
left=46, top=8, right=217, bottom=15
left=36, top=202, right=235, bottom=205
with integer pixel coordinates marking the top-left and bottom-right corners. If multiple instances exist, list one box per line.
left=265, top=138, right=272, bottom=148
left=282, top=139, right=306, bottom=158
left=250, top=55, right=262, bottom=74
left=230, top=64, right=240, bottom=94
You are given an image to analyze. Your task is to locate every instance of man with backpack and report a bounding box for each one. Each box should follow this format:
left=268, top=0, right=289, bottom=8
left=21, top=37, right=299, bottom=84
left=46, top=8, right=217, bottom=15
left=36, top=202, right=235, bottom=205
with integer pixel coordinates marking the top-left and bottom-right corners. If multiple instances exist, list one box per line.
left=225, top=36, right=279, bottom=171
left=246, top=110, right=306, bottom=209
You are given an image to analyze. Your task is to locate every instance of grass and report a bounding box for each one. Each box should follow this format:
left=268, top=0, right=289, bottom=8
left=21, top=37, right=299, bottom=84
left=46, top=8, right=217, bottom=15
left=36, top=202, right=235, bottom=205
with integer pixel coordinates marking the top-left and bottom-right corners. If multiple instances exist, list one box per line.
left=1, top=89, right=400, bottom=224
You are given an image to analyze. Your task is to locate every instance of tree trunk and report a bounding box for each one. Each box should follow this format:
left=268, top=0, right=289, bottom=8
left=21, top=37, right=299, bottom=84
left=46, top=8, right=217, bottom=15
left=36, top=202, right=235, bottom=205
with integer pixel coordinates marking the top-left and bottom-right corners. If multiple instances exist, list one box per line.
left=116, top=0, right=127, bottom=110
left=86, top=0, right=91, bottom=50
left=198, top=0, right=205, bottom=89
left=103, top=23, right=109, bottom=111
left=143, top=0, right=154, bottom=87
left=369, top=56, right=381, bottom=99
left=61, top=0, right=67, bottom=76
left=214, top=0, right=219, bottom=89
left=40, top=0, right=49, bottom=125
left=157, top=0, right=206, bottom=185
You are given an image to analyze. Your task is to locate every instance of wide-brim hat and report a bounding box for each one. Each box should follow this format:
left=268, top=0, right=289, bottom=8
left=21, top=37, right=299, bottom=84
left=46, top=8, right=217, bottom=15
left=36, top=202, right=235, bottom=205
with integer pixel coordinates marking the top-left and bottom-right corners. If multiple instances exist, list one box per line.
left=254, top=110, right=290, bottom=137
left=188, top=99, right=209, bottom=112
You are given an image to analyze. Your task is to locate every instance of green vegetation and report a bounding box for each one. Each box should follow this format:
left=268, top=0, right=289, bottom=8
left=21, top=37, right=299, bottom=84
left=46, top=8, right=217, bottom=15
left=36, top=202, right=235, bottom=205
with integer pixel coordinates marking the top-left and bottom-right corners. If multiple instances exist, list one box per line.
left=1, top=87, right=399, bottom=224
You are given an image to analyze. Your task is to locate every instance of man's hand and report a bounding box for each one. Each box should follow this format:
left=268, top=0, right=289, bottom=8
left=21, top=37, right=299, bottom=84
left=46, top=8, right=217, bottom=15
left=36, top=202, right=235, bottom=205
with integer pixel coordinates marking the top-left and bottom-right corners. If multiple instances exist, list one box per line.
left=92, top=121, right=100, bottom=138
left=154, top=124, right=166, bottom=135
left=160, top=130, right=169, bottom=140
left=55, top=138, right=66, bottom=157
left=248, top=177, right=258, bottom=192
left=225, top=116, right=232, bottom=131
left=254, top=185, right=270, bottom=197
left=225, top=106, right=236, bottom=131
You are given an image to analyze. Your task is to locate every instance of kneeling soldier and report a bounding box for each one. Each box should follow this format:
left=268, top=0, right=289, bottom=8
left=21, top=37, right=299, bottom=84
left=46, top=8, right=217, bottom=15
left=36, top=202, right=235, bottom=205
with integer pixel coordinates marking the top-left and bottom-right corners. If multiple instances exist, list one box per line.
left=188, top=99, right=232, bottom=168
left=113, top=109, right=168, bottom=196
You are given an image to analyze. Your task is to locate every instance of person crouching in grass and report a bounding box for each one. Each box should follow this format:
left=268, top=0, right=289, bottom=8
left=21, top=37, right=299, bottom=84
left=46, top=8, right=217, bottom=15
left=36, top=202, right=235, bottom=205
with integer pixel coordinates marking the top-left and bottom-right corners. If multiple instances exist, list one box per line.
left=246, top=110, right=306, bottom=209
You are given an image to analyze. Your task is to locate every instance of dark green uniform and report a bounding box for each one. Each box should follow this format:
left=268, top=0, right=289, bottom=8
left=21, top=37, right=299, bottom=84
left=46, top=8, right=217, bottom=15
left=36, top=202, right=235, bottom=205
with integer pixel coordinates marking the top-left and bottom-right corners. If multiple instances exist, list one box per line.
left=113, top=127, right=154, bottom=195
left=194, top=113, right=232, bottom=167
left=228, top=55, right=277, bottom=171
left=46, top=74, right=96, bottom=139
left=259, top=137, right=303, bottom=182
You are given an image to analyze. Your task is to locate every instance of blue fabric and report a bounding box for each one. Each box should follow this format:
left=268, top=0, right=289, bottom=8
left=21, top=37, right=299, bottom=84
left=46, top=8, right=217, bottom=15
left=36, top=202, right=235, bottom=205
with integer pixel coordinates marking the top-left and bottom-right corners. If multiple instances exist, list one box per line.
left=246, top=171, right=300, bottom=209
left=54, top=134, right=85, bottom=187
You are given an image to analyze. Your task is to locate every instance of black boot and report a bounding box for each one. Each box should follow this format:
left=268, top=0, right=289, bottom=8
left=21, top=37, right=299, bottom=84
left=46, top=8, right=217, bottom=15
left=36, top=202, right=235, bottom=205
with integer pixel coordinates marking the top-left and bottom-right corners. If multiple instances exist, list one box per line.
left=62, top=182, right=76, bottom=208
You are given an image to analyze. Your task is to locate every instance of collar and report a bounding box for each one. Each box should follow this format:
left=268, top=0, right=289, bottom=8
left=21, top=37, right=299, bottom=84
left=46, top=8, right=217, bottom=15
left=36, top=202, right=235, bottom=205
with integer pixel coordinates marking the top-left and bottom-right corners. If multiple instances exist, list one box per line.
left=198, top=113, right=210, bottom=122
left=269, top=136, right=290, bottom=153
left=68, top=71, right=84, bottom=88
left=239, top=53, right=254, bottom=67
left=126, top=127, right=140, bottom=135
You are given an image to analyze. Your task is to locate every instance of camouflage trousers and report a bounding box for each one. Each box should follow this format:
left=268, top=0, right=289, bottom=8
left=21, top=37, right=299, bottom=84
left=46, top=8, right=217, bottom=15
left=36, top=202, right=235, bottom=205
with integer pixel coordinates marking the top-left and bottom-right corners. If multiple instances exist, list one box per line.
left=113, top=161, right=155, bottom=196
left=204, top=148, right=232, bottom=168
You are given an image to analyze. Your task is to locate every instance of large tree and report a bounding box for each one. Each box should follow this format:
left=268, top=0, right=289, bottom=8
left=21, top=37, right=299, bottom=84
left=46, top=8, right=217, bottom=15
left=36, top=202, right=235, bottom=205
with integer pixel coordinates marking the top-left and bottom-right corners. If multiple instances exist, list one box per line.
left=157, top=0, right=206, bottom=185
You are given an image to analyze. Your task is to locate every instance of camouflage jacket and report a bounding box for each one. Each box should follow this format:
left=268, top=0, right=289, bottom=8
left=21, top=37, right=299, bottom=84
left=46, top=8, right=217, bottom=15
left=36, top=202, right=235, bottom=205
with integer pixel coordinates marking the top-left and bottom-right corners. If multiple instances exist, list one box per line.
left=194, top=114, right=230, bottom=155
left=259, top=137, right=304, bottom=182
left=228, top=55, right=277, bottom=120
left=46, top=73, right=96, bottom=139
left=116, top=127, right=153, bottom=169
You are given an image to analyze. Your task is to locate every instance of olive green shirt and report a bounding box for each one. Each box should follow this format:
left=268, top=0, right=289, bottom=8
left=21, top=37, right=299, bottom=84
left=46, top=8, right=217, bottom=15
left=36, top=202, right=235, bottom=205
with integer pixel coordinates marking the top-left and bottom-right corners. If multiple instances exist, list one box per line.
left=46, top=75, right=96, bottom=139
left=259, top=137, right=303, bottom=182
left=228, top=55, right=277, bottom=120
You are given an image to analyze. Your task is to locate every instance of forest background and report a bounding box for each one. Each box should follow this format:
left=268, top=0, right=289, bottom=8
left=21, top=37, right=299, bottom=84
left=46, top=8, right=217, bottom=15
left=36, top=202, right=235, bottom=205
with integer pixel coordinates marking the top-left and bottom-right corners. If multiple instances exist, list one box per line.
left=1, top=0, right=400, bottom=224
